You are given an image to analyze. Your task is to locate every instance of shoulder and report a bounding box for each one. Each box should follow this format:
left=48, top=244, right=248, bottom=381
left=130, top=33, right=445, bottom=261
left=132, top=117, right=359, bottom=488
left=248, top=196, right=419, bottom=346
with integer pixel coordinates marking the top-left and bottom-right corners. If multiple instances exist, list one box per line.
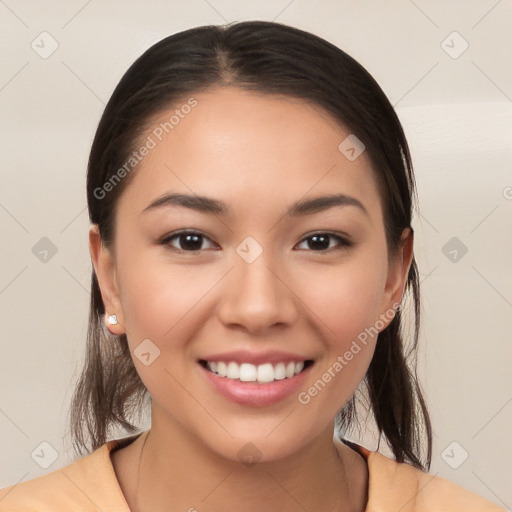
left=341, top=440, right=505, bottom=511
left=0, top=434, right=140, bottom=512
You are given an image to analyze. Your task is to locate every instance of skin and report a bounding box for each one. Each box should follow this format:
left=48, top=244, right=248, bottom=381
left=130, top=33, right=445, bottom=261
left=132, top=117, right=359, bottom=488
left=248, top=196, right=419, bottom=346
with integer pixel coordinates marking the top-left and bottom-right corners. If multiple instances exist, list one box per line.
left=89, top=85, right=413, bottom=512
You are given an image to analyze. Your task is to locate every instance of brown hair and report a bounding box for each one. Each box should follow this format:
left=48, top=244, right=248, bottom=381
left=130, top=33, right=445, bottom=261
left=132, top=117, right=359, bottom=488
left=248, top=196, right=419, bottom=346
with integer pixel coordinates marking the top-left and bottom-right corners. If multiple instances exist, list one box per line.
left=69, top=20, right=432, bottom=470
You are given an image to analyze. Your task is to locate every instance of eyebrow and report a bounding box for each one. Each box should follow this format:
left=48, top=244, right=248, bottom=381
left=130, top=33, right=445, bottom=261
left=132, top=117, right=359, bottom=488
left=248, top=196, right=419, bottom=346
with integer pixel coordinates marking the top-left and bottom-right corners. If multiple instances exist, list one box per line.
left=142, top=192, right=369, bottom=218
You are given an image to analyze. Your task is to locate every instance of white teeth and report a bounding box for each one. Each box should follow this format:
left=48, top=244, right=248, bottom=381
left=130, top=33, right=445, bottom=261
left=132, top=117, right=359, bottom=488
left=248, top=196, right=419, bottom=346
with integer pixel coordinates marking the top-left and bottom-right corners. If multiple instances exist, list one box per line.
left=274, top=362, right=286, bottom=380
left=217, top=361, right=227, bottom=377
left=257, top=363, right=274, bottom=383
left=205, top=360, right=308, bottom=383
left=239, top=363, right=257, bottom=382
left=226, top=362, right=239, bottom=379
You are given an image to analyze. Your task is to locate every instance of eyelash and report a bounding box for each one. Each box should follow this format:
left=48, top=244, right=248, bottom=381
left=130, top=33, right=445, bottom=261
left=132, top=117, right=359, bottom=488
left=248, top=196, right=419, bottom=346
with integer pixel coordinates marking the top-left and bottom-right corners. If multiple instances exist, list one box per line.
left=158, top=230, right=353, bottom=254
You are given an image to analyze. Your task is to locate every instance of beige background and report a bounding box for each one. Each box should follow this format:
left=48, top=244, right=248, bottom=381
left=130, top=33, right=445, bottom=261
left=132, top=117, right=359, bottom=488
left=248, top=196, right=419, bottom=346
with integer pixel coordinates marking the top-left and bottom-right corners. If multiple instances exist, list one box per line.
left=0, top=0, right=511, bottom=508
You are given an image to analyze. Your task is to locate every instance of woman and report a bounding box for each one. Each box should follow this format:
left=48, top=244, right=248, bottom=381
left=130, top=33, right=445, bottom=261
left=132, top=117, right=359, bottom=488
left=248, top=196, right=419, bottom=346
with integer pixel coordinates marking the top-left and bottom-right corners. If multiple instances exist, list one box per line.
left=0, top=20, right=503, bottom=511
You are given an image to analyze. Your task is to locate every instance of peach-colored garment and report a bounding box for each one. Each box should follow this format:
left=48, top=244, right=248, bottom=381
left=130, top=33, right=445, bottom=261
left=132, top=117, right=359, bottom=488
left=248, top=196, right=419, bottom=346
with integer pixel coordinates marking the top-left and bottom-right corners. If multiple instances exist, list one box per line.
left=0, top=431, right=504, bottom=511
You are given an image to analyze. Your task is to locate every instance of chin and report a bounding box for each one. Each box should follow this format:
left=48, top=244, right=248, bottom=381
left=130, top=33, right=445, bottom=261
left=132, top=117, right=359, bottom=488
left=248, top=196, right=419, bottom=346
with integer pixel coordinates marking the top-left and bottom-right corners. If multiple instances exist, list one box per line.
left=194, top=424, right=320, bottom=466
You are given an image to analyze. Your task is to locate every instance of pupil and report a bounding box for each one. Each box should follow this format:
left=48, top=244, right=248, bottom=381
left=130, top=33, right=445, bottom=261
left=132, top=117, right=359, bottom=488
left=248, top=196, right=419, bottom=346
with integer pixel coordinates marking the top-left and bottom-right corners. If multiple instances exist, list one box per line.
left=182, top=234, right=201, bottom=250
left=309, top=235, right=329, bottom=250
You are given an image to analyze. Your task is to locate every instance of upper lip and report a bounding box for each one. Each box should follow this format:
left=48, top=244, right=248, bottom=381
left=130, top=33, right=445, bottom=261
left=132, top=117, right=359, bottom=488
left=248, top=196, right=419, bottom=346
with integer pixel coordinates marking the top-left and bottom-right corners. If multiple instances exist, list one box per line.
left=198, top=350, right=314, bottom=366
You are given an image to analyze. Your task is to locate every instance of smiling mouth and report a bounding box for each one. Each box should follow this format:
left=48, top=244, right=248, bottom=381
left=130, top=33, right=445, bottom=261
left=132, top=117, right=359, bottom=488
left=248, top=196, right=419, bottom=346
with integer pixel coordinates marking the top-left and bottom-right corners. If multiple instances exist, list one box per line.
left=198, top=359, right=314, bottom=384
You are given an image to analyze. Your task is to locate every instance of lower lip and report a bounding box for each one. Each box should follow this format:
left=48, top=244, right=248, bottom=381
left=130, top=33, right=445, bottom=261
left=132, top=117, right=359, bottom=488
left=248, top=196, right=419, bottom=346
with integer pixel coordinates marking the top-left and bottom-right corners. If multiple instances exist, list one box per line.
left=199, top=362, right=312, bottom=407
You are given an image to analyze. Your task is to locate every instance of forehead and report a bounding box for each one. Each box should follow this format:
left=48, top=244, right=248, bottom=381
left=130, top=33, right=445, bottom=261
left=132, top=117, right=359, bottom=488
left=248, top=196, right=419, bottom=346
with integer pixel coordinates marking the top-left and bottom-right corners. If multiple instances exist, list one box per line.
left=117, top=86, right=382, bottom=222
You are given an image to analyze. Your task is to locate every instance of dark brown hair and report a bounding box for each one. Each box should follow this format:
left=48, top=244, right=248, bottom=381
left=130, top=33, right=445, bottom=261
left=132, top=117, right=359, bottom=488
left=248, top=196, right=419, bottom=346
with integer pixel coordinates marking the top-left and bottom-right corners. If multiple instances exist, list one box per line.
left=69, top=20, right=432, bottom=470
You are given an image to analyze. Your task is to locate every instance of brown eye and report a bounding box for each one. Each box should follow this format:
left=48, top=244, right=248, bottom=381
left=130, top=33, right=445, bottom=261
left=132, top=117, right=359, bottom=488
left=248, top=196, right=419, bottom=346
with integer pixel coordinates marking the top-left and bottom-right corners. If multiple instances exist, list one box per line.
left=160, top=230, right=217, bottom=252
left=296, top=233, right=352, bottom=252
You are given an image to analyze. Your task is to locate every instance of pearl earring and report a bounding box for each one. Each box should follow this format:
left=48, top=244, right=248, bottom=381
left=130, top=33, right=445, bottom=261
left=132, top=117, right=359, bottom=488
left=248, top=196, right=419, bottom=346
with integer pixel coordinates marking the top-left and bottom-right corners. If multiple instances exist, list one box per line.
left=107, top=314, right=118, bottom=325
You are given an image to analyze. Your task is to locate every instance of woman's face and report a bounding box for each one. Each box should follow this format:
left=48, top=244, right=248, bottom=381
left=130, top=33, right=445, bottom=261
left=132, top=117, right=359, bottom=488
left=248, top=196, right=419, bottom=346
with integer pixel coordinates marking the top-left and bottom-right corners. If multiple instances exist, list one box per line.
left=91, top=85, right=411, bottom=462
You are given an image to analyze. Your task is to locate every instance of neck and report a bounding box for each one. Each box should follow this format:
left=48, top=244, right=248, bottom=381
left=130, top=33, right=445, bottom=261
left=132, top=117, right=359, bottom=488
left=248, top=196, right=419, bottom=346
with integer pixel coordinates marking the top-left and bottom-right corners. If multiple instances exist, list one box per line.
left=117, top=411, right=368, bottom=512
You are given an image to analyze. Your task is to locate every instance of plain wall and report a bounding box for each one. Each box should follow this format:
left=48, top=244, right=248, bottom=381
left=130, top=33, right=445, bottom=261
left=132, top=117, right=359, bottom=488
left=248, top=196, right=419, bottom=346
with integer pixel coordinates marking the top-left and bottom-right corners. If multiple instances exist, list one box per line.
left=1, top=0, right=511, bottom=508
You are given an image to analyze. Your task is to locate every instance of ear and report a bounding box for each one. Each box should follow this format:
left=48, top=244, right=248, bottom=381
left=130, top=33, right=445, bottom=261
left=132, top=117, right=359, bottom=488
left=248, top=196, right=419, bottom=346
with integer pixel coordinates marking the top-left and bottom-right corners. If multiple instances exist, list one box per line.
left=378, top=227, right=414, bottom=330
left=89, top=224, right=125, bottom=335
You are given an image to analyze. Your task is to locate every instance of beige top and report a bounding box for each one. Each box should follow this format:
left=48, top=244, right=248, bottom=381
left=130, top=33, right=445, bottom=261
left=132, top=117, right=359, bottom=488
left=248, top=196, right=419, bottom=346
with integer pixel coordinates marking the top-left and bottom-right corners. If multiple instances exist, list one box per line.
left=0, top=431, right=504, bottom=511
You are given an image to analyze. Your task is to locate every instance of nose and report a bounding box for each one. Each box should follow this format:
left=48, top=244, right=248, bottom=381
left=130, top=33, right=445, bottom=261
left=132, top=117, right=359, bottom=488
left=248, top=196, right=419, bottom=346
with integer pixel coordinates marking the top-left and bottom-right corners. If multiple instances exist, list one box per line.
left=217, top=249, right=298, bottom=334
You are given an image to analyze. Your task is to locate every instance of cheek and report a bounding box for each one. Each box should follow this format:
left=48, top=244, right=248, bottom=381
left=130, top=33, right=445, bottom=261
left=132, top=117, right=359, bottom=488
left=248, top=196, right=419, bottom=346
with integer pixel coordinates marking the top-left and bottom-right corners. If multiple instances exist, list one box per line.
left=291, top=255, right=387, bottom=409
left=296, top=254, right=388, bottom=340
left=114, top=256, right=220, bottom=401
left=118, top=256, right=218, bottom=341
